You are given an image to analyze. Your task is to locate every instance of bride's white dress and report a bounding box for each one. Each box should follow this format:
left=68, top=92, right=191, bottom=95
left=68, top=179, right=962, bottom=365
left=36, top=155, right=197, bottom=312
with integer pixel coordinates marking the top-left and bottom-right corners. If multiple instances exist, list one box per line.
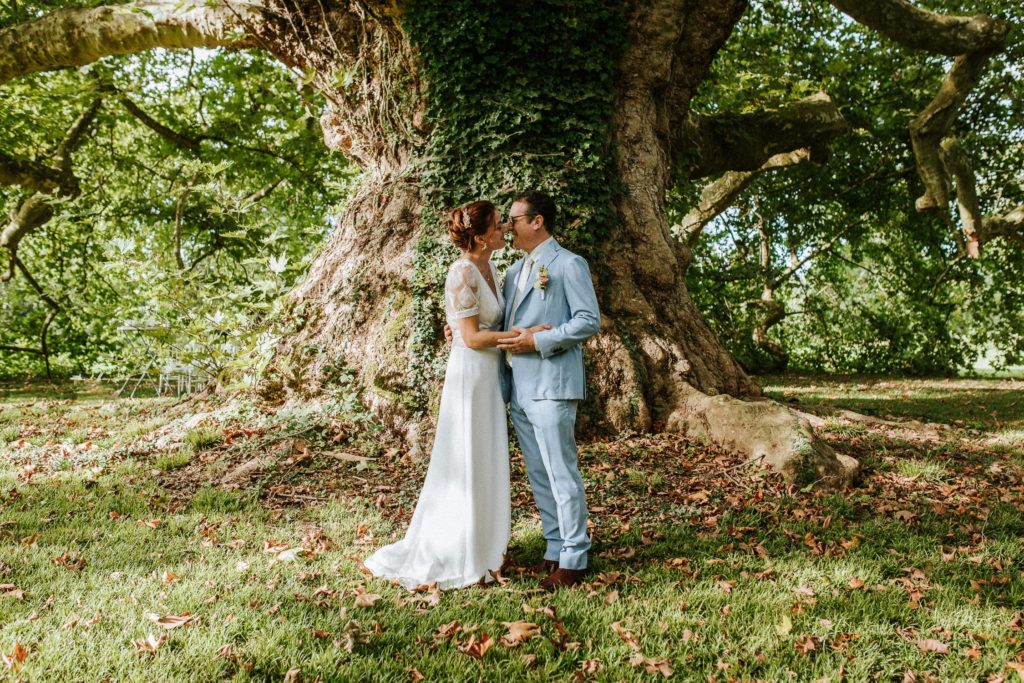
left=364, top=258, right=510, bottom=589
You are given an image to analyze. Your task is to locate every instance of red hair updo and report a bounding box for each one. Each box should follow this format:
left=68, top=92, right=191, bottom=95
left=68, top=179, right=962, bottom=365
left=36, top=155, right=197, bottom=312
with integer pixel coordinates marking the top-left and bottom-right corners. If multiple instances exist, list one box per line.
left=448, top=200, right=497, bottom=250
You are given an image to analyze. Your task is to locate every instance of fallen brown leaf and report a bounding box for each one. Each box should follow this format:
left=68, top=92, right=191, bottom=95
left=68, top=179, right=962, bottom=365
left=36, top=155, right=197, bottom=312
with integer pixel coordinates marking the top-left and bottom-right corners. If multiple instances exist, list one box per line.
left=0, top=584, right=25, bottom=600
left=132, top=633, right=167, bottom=654
left=611, top=621, right=641, bottom=652
left=458, top=632, right=495, bottom=658
left=500, top=621, right=541, bottom=648
left=916, top=639, right=949, bottom=654
left=794, top=634, right=819, bottom=655
left=146, top=612, right=198, bottom=629
left=1, top=642, right=27, bottom=672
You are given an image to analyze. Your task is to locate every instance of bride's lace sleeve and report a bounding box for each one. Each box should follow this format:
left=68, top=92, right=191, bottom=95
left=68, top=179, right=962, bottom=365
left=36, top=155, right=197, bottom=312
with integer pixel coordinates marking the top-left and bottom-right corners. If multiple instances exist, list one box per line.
left=445, top=260, right=480, bottom=319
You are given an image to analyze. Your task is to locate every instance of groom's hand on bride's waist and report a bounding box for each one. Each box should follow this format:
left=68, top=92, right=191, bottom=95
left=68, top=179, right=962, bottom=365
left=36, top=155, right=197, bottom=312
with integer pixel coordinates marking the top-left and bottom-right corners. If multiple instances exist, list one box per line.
left=497, top=325, right=550, bottom=354
left=443, top=323, right=453, bottom=343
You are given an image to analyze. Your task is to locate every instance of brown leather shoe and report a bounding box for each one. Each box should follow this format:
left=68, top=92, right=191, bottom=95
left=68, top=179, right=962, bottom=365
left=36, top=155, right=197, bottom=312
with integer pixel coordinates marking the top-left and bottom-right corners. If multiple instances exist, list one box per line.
left=540, top=567, right=588, bottom=591
left=528, top=558, right=558, bottom=576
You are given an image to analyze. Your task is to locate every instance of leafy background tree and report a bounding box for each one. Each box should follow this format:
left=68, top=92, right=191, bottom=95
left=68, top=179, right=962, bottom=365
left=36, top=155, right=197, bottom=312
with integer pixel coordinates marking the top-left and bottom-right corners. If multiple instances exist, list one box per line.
left=1, top=46, right=356, bottom=381
left=680, top=0, right=1024, bottom=375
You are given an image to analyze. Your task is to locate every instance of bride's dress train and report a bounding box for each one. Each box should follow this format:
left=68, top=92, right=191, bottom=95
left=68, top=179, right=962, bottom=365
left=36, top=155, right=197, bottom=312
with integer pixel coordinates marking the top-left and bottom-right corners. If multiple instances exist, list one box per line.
left=364, top=258, right=510, bottom=589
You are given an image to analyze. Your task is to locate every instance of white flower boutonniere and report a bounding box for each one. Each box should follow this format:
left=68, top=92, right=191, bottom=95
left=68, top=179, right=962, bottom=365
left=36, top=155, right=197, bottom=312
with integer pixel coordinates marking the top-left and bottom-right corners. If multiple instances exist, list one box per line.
left=533, top=265, right=550, bottom=300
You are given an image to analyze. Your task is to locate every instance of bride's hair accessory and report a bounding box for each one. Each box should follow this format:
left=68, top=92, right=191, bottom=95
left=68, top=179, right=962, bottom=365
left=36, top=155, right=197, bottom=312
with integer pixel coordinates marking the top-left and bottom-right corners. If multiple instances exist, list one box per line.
left=448, top=200, right=497, bottom=251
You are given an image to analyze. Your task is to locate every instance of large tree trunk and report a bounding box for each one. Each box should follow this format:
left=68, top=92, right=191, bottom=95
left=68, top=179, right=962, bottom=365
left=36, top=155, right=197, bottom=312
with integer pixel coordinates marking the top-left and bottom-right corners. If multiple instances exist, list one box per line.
left=256, top=0, right=857, bottom=485
left=0, top=0, right=859, bottom=485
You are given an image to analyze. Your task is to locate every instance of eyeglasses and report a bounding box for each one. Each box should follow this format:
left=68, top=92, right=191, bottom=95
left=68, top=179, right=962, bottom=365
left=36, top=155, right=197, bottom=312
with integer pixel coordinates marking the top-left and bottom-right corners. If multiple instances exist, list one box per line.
left=507, top=213, right=536, bottom=225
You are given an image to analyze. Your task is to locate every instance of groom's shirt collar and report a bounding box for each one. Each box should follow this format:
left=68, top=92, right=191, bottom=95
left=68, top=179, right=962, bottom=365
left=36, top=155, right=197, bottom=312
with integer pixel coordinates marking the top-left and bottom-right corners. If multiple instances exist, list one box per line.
left=526, top=236, right=556, bottom=264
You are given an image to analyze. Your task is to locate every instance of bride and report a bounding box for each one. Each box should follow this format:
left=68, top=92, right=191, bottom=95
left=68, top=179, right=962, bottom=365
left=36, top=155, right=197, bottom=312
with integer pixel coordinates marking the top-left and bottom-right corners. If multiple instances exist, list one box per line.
left=364, top=200, right=544, bottom=589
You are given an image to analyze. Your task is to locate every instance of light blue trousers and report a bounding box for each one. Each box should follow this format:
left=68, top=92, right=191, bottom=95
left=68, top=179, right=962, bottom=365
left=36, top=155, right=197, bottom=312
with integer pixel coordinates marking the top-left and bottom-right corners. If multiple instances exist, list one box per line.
left=509, top=385, right=590, bottom=570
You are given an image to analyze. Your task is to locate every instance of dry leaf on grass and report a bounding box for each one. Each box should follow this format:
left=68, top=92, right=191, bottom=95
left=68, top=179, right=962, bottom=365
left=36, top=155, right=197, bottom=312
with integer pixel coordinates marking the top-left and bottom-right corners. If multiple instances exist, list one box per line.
left=628, top=653, right=673, bottom=678
left=794, top=634, right=819, bottom=654
left=353, top=589, right=382, bottom=609
left=916, top=639, right=949, bottom=654
left=458, top=633, right=495, bottom=658
left=133, top=633, right=167, bottom=654
left=611, top=621, right=641, bottom=651
left=146, top=612, right=198, bottom=629
left=1, top=642, right=27, bottom=672
left=500, top=621, right=540, bottom=647
left=0, top=584, right=25, bottom=600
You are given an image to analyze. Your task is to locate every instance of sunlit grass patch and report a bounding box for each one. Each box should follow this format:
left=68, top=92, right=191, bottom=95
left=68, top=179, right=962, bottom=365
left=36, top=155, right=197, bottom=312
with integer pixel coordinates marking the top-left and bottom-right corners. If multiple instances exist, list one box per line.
left=822, top=418, right=869, bottom=437
left=625, top=467, right=665, bottom=491
left=0, top=423, right=19, bottom=444
left=123, top=416, right=169, bottom=440
left=62, top=427, right=88, bottom=444
left=189, top=485, right=254, bottom=513
left=184, top=425, right=223, bottom=452
left=64, top=408, right=95, bottom=425
left=896, top=458, right=949, bottom=482
left=155, top=447, right=193, bottom=471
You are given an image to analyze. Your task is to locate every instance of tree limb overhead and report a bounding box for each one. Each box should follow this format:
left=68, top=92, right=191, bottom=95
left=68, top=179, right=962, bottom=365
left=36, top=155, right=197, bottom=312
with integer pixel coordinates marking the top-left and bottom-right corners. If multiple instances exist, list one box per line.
left=0, top=0, right=261, bottom=86
left=677, top=149, right=815, bottom=244
left=827, top=0, right=1007, bottom=56
left=677, top=92, right=847, bottom=180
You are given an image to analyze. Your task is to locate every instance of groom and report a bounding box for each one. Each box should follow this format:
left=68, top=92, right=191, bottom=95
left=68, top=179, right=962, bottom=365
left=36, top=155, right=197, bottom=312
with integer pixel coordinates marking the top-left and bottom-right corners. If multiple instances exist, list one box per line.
left=497, top=190, right=601, bottom=590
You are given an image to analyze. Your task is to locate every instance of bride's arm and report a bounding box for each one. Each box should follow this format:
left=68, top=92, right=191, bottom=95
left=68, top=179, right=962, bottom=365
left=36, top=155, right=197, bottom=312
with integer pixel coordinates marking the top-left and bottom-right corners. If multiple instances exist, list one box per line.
left=456, top=316, right=516, bottom=349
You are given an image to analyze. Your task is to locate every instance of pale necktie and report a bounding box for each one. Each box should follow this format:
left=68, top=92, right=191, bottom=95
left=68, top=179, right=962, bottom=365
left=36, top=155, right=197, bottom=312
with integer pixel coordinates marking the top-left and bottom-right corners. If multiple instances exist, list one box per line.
left=505, top=257, right=534, bottom=368
left=511, top=257, right=535, bottom=316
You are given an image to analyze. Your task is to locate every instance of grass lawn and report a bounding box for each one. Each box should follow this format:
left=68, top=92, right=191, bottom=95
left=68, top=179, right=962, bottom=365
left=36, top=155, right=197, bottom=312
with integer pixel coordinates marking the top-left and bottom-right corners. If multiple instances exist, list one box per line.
left=1, top=376, right=1022, bottom=681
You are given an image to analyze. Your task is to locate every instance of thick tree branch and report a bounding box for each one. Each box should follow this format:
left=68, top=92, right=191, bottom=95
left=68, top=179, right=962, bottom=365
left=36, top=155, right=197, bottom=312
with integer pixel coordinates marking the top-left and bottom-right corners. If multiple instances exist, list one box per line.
left=1, top=100, right=101, bottom=272
left=980, top=204, right=1024, bottom=247
left=0, top=153, right=66, bottom=194
left=55, top=99, right=103, bottom=174
left=677, top=92, right=847, bottom=179
left=0, top=195, right=54, bottom=270
left=0, top=0, right=260, bottom=86
left=938, top=137, right=982, bottom=256
left=909, top=52, right=991, bottom=217
left=827, top=0, right=1006, bottom=56
left=677, top=148, right=813, bottom=244
left=831, top=0, right=1009, bottom=257
left=0, top=100, right=100, bottom=196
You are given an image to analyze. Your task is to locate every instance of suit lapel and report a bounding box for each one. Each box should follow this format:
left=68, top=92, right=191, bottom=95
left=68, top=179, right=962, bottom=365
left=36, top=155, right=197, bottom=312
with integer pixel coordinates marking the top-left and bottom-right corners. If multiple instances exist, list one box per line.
left=510, top=242, right=562, bottom=323
left=504, top=258, right=523, bottom=323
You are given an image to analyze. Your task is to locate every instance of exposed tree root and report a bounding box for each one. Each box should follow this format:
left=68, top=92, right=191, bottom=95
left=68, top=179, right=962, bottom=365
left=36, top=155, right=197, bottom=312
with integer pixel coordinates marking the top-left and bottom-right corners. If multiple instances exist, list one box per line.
left=667, top=384, right=859, bottom=488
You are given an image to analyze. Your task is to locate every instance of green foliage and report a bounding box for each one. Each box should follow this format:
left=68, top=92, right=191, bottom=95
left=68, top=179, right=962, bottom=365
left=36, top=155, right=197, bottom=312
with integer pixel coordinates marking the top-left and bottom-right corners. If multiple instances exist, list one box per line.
left=0, top=46, right=356, bottom=381
left=401, top=0, right=627, bottom=409
left=681, top=0, right=1024, bottom=375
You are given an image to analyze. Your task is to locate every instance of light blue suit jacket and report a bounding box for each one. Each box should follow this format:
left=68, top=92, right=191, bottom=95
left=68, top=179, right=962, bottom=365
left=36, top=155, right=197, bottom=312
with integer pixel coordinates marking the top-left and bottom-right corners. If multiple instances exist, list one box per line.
left=500, top=240, right=601, bottom=404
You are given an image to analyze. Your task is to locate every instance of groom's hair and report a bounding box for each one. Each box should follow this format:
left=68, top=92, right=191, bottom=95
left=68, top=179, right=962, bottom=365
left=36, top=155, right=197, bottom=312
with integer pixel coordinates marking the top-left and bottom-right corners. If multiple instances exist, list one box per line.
left=514, top=189, right=557, bottom=234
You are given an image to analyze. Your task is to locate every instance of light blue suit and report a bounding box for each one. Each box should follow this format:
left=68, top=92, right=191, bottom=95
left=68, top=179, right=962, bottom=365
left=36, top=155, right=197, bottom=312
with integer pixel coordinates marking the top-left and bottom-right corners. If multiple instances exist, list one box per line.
left=500, top=238, right=600, bottom=570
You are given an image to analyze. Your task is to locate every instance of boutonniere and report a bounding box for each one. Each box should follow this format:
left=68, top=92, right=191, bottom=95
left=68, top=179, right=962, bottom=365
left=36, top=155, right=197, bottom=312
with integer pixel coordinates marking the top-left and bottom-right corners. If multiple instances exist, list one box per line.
left=533, top=266, right=550, bottom=300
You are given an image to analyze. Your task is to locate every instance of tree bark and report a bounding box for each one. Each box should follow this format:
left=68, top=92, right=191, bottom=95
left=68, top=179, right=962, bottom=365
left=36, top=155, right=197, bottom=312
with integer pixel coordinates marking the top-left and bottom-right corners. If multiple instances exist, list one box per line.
left=1, top=0, right=861, bottom=485
left=574, top=0, right=856, bottom=484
